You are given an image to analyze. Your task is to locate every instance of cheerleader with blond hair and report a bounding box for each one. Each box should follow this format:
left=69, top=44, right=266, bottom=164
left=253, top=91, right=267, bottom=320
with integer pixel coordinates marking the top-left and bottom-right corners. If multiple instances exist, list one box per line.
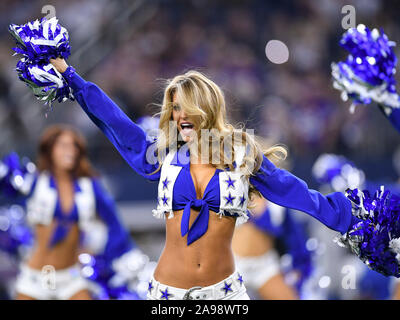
left=49, top=55, right=365, bottom=300
left=10, top=17, right=400, bottom=300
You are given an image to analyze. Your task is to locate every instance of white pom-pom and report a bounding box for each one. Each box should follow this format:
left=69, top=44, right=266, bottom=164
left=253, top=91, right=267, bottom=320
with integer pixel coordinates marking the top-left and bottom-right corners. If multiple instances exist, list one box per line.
left=389, top=237, right=400, bottom=255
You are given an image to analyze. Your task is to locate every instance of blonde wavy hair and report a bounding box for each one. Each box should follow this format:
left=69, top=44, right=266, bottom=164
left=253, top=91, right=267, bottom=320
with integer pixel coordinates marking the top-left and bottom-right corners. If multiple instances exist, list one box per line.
left=153, top=70, right=287, bottom=201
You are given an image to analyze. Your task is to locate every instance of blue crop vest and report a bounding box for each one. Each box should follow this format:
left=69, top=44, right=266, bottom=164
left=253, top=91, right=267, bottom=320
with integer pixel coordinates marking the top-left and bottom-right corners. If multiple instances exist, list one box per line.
left=152, top=146, right=249, bottom=245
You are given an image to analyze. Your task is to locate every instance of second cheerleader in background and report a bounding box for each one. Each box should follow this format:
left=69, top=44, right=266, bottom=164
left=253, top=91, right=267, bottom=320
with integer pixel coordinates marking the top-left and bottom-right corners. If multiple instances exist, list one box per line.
left=11, top=125, right=134, bottom=300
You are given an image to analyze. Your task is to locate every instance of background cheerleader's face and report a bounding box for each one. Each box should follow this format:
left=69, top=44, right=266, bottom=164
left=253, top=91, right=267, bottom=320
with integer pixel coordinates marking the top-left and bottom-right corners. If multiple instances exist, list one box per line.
left=51, top=132, right=79, bottom=172
left=172, top=92, right=197, bottom=143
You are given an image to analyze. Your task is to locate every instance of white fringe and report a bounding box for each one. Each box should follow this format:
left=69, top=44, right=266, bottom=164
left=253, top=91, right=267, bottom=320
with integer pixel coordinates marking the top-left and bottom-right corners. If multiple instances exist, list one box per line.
left=151, top=208, right=172, bottom=220
left=217, top=209, right=249, bottom=226
left=152, top=207, right=249, bottom=226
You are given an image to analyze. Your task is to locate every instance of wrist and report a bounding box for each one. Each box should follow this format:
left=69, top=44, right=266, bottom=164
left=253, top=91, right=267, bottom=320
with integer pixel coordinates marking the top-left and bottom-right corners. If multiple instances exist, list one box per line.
left=61, top=66, right=87, bottom=93
left=61, top=66, right=76, bottom=83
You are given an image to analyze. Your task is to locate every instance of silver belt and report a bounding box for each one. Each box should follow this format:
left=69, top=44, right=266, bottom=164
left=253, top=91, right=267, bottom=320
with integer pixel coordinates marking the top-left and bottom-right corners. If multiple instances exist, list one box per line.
left=182, top=286, right=203, bottom=300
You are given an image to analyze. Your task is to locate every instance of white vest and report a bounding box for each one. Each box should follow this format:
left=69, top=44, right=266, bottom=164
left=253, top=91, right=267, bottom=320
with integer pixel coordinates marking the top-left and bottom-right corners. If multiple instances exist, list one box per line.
left=152, top=146, right=249, bottom=226
left=26, top=172, right=96, bottom=229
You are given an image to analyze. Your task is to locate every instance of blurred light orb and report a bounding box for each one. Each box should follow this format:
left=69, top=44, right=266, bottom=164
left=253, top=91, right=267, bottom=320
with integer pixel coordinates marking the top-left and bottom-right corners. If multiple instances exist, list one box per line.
left=357, top=24, right=367, bottom=34
left=0, top=216, right=10, bottom=231
left=10, top=205, right=24, bottom=220
left=280, top=253, right=293, bottom=269
left=81, top=266, right=94, bottom=277
left=79, top=253, right=93, bottom=265
left=13, top=175, right=24, bottom=187
left=332, top=175, right=346, bottom=192
left=0, top=163, right=8, bottom=178
left=306, top=237, right=319, bottom=251
left=319, top=275, right=331, bottom=288
left=265, top=40, right=289, bottom=64
left=367, top=56, right=376, bottom=65
left=26, top=162, right=36, bottom=173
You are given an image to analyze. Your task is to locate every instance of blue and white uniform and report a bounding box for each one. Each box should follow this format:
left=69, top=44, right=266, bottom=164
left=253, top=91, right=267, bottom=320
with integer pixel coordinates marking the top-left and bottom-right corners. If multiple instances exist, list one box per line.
left=11, top=170, right=135, bottom=300
left=61, top=66, right=360, bottom=300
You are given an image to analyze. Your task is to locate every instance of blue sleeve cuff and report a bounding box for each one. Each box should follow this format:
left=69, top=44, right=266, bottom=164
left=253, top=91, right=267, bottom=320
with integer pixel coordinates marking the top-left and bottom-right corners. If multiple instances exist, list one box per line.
left=62, top=66, right=87, bottom=93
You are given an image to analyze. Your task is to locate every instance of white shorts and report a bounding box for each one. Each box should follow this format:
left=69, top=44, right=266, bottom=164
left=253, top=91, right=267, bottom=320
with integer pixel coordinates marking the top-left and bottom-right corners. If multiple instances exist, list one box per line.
left=234, top=249, right=281, bottom=291
left=15, top=263, right=89, bottom=300
left=146, top=270, right=250, bottom=300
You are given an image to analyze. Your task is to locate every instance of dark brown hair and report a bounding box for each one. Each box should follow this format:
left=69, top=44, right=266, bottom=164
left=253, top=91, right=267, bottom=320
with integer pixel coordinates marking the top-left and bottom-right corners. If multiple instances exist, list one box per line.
left=36, top=124, right=97, bottom=178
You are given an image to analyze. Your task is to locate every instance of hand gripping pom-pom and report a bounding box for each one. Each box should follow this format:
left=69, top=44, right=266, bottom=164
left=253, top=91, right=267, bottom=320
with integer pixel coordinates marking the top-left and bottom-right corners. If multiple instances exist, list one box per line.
left=15, top=59, right=74, bottom=105
left=331, top=24, right=400, bottom=113
left=9, top=17, right=73, bottom=107
left=335, top=187, right=400, bottom=277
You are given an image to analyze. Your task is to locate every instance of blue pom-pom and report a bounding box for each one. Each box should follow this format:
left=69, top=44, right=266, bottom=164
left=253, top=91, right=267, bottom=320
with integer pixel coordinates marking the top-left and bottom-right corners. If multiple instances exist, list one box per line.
left=9, top=17, right=70, bottom=62
left=15, top=58, right=74, bottom=104
left=0, top=152, right=36, bottom=198
left=9, top=17, right=73, bottom=106
left=331, top=24, right=400, bottom=113
left=336, top=186, right=400, bottom=277
left=78, top=253, right=143, bottom=300
left=312, top=153, right=365, bottom=192
left=0, top=205, right=33, bottom=257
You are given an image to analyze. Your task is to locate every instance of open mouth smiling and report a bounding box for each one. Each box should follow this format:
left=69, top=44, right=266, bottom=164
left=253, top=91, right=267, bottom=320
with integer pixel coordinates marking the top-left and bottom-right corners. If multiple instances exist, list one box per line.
left=180, top=122, right=194, bottom=130
left=179, top=122, right=195, bottom=137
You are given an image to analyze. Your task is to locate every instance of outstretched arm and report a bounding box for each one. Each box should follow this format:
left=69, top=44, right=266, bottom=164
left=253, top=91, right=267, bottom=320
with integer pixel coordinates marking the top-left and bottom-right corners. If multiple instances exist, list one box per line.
left=50, top=58, right=160, bottom=181
left=250, top=155, right=360, bottom=234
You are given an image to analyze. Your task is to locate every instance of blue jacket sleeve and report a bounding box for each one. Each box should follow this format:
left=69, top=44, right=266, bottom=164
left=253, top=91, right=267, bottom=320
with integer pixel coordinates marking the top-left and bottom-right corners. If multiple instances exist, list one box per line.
left=92, top=178, right=136, bottom=262
left=63, top=67, right=160, bottom=181
left=249, top=155, right=359, bottom=234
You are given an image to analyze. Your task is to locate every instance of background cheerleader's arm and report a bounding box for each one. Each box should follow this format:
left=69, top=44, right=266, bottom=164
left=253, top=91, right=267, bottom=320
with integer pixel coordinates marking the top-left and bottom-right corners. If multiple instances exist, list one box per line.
left=49, top=58, right=160, bottom=181
left=92, top=178, right=135, bottom=262
left=250, top=155, right=361, bottom=234
left=92, top=178, right=149, bottom=280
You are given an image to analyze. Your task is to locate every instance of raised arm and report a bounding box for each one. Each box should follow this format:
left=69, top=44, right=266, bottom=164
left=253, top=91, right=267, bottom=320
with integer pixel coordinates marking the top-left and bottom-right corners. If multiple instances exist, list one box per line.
left=249, top=155, right=360, bottom=234
left=50, top=58, right=160, bottom=181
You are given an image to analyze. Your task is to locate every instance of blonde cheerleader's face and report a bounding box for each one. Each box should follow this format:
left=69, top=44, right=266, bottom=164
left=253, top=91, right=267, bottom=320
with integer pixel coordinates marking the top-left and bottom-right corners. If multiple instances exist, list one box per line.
left=51, top=132, right=79, bottom=172
left=172, top=92, right=197, bottom=143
